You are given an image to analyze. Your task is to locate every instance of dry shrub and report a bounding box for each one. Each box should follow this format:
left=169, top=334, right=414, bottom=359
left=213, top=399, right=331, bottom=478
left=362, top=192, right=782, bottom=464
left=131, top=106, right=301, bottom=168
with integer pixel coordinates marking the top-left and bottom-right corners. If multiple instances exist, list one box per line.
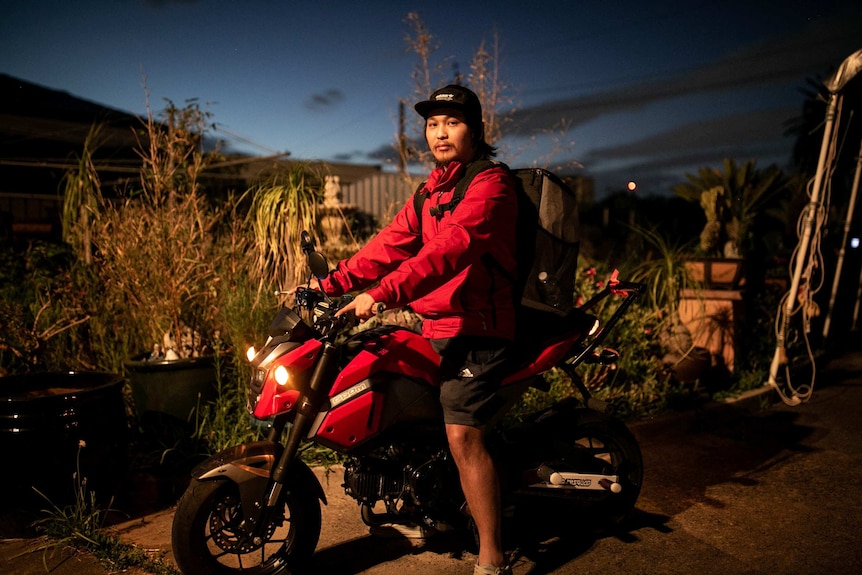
left=77, top=98, right=224, bottom=361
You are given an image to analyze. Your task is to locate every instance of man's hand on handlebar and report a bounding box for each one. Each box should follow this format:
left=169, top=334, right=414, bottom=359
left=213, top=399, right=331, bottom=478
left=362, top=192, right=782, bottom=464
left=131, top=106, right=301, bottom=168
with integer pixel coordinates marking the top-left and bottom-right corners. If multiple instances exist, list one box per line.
left=335, top=293, right=384, bottom=321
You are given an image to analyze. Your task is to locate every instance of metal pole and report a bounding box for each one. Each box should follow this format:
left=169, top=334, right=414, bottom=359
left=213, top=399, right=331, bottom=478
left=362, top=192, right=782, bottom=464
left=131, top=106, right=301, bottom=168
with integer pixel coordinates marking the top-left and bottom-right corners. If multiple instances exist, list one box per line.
left=768, top=49, right=862, bottom=404
left=853, top=257, right=862, bottom=331
left=823, top=137, right=862, bottom=338
left=768, top=93, right=838, bottom=396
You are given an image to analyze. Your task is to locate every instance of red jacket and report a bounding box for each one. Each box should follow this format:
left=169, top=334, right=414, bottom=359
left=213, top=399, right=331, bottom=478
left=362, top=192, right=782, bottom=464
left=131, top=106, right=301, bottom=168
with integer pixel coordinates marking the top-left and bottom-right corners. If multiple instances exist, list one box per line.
left=320, top=161, right=518, bottom=340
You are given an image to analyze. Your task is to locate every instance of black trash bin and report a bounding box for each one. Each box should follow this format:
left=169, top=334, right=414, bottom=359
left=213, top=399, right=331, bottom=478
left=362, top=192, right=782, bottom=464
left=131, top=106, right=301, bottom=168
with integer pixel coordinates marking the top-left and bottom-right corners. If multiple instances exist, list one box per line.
left=0, top=371, right=129, bottom=513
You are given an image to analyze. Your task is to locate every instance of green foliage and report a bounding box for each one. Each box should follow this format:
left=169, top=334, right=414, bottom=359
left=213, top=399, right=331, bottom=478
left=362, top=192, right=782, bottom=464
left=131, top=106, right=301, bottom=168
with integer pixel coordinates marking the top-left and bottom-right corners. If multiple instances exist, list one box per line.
left=41, top=100, right=329, bottom=374
left=0, top=242, right=90, bottom=373
left=626, top=225, right=697, bottom=313
left=674, top=158, right=788, bottom=260
left=193, top=347, right=263, bottom=453
left=507, top=260, right=674, bottom=423
left=54, top=98, right=227, bottom=368
left=69, top=263, right=139, bottom=372
left=3, top=98, right=338, bottom=453
left=91, top=188, right=221, bottom=357
left=30, top=441, right=179, bottom=575
left=30, top=442, right=104, bottom=545
left=698, top=186, right=730, bottom=255
left=61, top=124, right=102, bottom=265
left=246, top=164, right=323, bottom=304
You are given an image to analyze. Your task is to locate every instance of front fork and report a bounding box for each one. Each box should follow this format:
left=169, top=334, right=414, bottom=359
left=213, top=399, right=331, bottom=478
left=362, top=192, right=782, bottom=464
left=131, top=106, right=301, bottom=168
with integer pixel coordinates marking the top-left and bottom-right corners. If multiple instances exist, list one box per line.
left=192, top=341, right=337, bottom=543
left=251, top=341, right=339, bottom=534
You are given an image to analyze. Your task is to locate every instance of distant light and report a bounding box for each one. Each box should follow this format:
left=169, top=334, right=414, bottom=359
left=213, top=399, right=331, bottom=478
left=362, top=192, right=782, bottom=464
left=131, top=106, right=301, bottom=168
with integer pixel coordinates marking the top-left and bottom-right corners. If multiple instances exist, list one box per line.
left=627, top=181, right=637, bottom=192
left=852, top=237, right=860, bottom=249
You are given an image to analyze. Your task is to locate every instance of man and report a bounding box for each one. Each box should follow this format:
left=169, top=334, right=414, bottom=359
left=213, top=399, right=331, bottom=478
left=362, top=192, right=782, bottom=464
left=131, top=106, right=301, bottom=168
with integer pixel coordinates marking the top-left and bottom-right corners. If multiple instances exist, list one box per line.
left=315, top=84, right=517, bottom=575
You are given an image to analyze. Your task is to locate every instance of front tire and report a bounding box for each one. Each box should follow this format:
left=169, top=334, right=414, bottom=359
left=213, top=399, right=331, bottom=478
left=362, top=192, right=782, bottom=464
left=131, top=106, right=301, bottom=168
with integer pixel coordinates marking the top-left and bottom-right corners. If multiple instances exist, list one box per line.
left=171, top=478, right=321, bottom=575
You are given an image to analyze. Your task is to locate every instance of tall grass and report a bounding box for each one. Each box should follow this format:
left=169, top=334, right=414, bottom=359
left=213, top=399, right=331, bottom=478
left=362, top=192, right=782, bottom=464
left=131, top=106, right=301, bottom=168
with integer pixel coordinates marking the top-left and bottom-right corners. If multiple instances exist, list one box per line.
left=246, top=164, right=323, bottom=305
left=30, top=441, right=179, bottom=575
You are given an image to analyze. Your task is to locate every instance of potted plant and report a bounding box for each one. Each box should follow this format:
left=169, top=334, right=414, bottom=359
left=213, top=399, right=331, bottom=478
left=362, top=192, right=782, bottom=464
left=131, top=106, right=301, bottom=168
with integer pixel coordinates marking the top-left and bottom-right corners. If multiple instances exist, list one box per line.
left=626, top=226, right=711, bottom=383
left=62, top=98, right=225, bottom=424
left=674, top=158, right=787, bottom=289
left=0, top=243, right=131, bottom=513
left=672, top=159, right=787, bottom=372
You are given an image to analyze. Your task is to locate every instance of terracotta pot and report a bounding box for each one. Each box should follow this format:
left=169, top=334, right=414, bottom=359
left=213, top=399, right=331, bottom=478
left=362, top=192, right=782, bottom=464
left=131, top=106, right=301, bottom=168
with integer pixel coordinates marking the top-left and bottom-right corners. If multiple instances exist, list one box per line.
left=685, top=258, right=744, bottom=289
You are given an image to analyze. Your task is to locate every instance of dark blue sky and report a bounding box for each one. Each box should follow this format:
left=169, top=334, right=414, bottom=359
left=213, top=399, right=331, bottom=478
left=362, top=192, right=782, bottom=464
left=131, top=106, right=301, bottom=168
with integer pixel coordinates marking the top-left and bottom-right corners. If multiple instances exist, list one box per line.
left=2, top=0, right=861, bottom=197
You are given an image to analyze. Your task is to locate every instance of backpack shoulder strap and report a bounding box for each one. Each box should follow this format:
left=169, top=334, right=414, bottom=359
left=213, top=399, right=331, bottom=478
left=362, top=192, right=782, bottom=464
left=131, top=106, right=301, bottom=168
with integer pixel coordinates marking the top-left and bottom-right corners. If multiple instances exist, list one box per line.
left=413, top=160, right=507, bottom=232
left=448, top=159, right=501, bottom=209
left=428, top=160, right=504, bottom=217
left=411, top=179, right=427, bottom=233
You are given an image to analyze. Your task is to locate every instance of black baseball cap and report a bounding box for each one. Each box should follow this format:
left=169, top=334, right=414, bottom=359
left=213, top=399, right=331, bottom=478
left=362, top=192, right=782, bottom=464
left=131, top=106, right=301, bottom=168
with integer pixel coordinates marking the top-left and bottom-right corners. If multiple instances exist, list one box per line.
left=414, top=84, right=483, bottom=126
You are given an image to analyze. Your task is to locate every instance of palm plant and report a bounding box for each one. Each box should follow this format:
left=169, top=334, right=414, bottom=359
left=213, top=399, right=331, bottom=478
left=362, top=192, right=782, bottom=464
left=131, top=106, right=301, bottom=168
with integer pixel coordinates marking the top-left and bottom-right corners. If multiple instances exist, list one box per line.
left=625, top=226, right=706, bottom=372
left=246, top=164, right=323, bottom=305
left=674, top=158, right=787, bottom=261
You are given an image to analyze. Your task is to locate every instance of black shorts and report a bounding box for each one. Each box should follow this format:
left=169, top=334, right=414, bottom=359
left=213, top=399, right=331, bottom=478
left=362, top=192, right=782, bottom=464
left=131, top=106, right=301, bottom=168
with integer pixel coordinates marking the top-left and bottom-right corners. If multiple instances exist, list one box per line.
left=430, top=336, right=510, bottom=427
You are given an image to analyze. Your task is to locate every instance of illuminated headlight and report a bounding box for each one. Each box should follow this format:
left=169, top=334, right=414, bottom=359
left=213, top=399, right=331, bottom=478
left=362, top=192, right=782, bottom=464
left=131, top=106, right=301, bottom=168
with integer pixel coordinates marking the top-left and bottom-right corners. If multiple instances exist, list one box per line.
left=588, top=319, right=600, bottom=336
left=274, top=365, right=290, bottom=386
left=246, top=346, right=256, bottom=362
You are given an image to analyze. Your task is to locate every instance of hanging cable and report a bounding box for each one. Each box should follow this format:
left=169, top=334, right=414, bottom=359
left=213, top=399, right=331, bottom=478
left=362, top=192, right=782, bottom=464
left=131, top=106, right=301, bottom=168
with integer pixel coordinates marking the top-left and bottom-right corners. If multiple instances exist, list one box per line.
left=768, top=93, right=842, bottom=405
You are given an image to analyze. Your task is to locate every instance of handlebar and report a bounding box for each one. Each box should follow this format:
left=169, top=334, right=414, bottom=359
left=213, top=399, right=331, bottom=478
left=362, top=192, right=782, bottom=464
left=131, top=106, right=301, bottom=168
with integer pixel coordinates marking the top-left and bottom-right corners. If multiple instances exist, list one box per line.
left=294, top=286, right=326, bottom=309
left=293, top=286, right=359, bottom=339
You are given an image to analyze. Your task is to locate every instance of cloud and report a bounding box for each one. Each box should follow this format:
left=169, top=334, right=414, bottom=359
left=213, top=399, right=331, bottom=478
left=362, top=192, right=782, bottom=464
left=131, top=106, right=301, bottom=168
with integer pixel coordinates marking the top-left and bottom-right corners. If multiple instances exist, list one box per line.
left=563, top=106, right=803, bottom=197
left=588, top=132, right=797, bottom=196
left=305, top=89, right=345, bottom=111
left=584, top=106, right=798, bottom=163
left=508, top=2, right=862, bottom=198
left=507, top=5, right=862, bottom=136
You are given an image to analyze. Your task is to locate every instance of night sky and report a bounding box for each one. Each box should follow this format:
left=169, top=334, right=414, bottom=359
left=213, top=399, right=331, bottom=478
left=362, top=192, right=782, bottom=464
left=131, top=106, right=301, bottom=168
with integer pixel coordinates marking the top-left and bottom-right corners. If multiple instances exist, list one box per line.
left=2, top=0, right=861, bottom=197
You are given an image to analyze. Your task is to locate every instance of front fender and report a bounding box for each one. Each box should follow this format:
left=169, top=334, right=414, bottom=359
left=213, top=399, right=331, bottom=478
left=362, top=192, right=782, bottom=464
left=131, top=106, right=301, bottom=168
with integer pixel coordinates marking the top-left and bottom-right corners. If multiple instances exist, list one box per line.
left=191, top=440, right=327, bottom=520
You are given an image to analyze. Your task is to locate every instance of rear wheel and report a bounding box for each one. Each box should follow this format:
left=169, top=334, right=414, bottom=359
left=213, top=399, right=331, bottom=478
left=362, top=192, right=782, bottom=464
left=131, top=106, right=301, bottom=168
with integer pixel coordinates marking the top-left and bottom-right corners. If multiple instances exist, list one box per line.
left=516, top=407, right=643, bottom=530
left=171, top=478, right=321, bottom=575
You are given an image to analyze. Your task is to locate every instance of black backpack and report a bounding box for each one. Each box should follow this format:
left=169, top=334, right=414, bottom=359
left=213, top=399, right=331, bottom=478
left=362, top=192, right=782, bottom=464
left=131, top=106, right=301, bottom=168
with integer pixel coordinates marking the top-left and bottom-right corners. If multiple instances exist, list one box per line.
left=413, top=160, right=580, bottom=317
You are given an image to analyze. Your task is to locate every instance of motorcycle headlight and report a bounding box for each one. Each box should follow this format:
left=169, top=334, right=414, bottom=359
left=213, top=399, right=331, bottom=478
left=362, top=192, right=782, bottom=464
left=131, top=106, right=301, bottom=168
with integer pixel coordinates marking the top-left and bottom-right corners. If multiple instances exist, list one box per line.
left=246, top=346, right=256, bottom=362
left=274, top=365, right=290, bottom=386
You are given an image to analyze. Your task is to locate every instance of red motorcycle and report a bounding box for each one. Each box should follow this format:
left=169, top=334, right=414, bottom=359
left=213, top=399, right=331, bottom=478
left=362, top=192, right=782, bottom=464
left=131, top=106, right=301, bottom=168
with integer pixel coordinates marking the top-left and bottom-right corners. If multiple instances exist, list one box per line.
left=171, top=232, right=645, bottom=575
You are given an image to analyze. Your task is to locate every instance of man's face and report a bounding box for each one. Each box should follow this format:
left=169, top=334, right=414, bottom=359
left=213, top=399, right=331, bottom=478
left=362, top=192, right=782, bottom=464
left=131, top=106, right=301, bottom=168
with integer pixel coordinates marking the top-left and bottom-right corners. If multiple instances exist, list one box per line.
left=425, top=109, right=476, bottom=165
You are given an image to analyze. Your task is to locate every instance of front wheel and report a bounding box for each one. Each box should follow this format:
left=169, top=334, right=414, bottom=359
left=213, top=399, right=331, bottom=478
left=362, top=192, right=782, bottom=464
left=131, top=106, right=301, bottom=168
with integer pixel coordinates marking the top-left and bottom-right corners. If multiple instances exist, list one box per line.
left=171, top=478, right=321, bottom=575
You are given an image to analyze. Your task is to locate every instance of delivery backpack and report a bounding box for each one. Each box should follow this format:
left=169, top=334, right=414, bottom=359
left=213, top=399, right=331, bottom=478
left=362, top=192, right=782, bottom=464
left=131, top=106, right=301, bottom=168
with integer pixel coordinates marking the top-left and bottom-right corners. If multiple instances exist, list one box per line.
left=414, top=160, right=580, bottom=317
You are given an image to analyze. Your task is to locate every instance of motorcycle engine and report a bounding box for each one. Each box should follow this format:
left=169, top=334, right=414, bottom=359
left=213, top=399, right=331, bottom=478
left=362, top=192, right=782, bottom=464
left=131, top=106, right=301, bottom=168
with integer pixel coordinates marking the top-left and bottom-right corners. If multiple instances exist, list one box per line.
left=343, top=447, right=454, bottom=508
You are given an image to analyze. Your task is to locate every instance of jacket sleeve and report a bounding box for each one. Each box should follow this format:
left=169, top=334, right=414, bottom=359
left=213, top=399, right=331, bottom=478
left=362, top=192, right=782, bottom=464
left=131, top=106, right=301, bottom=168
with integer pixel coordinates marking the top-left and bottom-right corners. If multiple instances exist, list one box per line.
left=319, top=195, right=422, bottom=296
left=367, top=167, right=517, bottom=308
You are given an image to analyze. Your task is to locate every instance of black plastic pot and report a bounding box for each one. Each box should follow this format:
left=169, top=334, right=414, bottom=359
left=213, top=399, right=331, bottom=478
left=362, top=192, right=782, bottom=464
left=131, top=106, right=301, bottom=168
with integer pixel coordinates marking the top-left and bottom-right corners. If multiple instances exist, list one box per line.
left=125, top=354, right=218, bottom=424
left=0, top=371, right=129, bottom=512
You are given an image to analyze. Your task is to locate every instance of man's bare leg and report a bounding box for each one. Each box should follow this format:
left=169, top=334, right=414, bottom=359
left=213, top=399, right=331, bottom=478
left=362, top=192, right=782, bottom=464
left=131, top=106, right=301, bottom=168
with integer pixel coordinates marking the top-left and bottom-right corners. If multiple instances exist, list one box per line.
left=446, top=423, right=505, bottom=568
